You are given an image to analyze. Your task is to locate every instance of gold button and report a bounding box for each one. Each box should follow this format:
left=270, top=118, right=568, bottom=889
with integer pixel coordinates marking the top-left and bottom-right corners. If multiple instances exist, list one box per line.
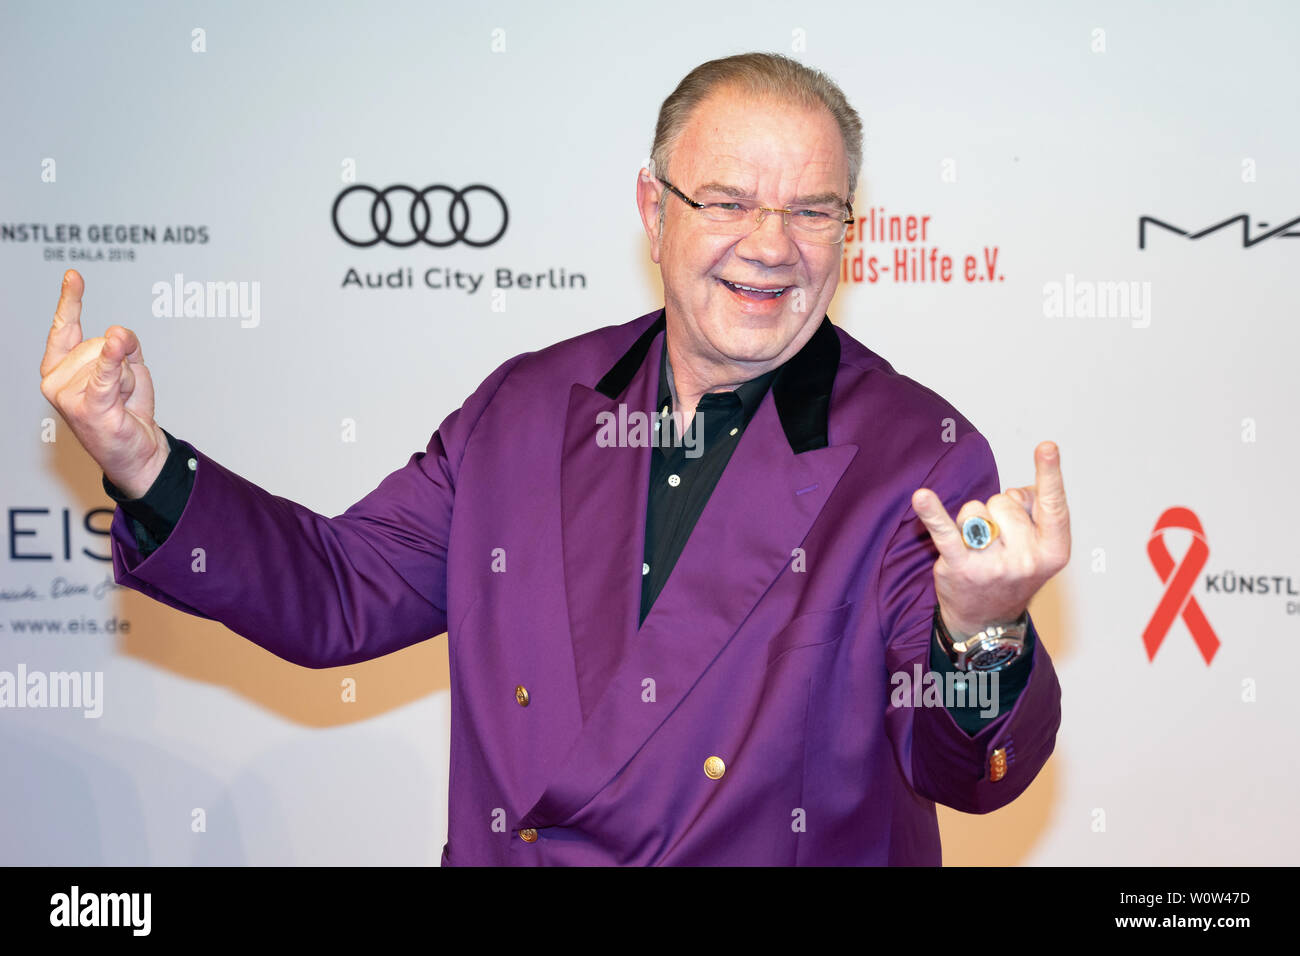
left=519, top=828, right=538, bottom=843
left=989, top=748, right=1007, bottom=783
left=703, top=756, right=726, bottom=780
left=515, top=685, right=530, bottom=707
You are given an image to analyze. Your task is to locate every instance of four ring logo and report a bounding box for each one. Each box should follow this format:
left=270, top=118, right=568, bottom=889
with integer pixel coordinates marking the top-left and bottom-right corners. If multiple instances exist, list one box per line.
left=332, top=184, right=509, bottom=248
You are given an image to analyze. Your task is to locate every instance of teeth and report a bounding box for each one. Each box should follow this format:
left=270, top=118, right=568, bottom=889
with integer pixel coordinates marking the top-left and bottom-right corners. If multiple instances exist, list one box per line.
left=726, top=280, right=787, bottom=295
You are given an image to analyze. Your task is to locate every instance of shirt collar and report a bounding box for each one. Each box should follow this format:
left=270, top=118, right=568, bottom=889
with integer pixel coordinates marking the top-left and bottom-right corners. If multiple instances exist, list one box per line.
left=656, top=339, right=779, bottom=428
left=596, top=309, right=840, bottom=454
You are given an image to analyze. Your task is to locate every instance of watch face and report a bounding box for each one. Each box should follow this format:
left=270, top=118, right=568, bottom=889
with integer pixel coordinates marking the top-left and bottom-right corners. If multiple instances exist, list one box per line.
left=967, top=638, right=1024, bottom=672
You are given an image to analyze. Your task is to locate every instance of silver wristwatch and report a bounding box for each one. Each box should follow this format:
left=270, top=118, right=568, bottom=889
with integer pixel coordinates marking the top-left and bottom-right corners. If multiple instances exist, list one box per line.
left=933, top=605, right=1029, bottom=672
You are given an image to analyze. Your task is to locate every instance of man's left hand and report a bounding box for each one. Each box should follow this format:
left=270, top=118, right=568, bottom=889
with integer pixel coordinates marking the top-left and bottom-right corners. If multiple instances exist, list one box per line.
left=911, top=441, right=1071, bottom=639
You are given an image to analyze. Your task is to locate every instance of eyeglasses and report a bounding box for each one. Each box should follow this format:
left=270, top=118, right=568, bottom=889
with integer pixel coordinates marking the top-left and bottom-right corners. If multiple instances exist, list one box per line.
left=657, top=176, right=854, bottom=245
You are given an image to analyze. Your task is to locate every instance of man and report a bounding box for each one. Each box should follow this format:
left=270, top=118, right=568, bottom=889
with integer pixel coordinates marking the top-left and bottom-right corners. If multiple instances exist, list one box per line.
left=39, top=53, right=1066, bottom=865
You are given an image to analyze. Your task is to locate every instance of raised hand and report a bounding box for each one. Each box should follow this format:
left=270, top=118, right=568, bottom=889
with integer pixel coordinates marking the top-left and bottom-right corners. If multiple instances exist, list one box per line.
left=911, top=441, right=1071, bottom=638
left=39, top=269, right=170, bottom=499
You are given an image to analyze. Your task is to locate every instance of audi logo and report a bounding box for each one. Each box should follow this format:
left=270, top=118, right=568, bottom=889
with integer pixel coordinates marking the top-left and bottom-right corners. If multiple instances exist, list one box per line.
left=332, top=183, right=509, bottom=248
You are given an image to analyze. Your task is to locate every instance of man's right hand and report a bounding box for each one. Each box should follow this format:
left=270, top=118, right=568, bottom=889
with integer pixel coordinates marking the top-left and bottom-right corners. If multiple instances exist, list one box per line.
left=39, top=269, right=170, bottom=500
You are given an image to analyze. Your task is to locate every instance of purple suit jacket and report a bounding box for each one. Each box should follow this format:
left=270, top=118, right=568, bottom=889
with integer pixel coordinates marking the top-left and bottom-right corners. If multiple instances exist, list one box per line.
left=109, top=309, right=1061, bottom=865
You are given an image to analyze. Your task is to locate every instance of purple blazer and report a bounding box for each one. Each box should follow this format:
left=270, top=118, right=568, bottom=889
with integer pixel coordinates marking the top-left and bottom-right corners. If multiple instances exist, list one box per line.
left=109, top=309, right=1061, bottom=865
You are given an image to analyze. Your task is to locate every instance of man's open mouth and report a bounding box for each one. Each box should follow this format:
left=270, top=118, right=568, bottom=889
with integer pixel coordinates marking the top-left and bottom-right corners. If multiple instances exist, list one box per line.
left=719, top=278, right=790, bottom=300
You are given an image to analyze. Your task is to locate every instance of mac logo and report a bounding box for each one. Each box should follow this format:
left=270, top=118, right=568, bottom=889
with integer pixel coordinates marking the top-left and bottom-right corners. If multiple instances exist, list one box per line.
left=1138, top=213, right=1300, bottom=249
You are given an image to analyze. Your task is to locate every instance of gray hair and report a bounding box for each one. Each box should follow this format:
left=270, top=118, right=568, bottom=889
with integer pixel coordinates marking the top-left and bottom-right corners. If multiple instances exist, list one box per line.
left=650, top=52, right=864, bottom=234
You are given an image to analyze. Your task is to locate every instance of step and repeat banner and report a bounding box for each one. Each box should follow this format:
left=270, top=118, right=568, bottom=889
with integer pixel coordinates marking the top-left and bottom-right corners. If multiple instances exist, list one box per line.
left=2, top=1, right=1295, bottom=865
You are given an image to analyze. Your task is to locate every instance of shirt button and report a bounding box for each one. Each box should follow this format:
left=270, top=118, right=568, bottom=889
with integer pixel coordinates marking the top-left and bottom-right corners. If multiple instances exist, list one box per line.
left=642, top=563, right=650, bottom=576
left=667, top=474, right=681, bottom=487
left=187, top=457, right=198, bottom=471
left=703, top=756, right=726, bottom=780
left=729, top=427, right=739, bottom=437
left=519, top=828, right=538, bottom=843
left=515, top=685, right=530, bottom=707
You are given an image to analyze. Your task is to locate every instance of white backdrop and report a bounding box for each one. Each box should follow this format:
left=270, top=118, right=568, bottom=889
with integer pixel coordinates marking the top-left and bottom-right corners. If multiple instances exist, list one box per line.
left=2, top=0, right=1296, bottom=865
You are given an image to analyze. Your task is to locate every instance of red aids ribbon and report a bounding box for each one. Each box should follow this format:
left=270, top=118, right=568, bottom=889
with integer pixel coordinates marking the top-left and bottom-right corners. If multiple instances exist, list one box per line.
left=1144, top=507, right=1220, bottom=665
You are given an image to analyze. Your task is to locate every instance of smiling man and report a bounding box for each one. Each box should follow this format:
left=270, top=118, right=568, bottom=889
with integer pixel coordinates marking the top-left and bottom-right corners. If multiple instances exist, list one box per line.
left=40, top=52, right=1066, bottom=865
left=642, top=80, right=848, bottom=424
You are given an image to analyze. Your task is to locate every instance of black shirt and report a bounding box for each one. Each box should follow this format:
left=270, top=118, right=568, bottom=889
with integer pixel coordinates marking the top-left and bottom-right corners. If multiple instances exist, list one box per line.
left=641, top=340, right=779, bottom=624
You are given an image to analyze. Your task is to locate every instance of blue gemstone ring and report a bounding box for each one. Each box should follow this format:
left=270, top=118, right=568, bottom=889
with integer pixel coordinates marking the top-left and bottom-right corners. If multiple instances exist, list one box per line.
left=961, top=515, right=1000, bottom=550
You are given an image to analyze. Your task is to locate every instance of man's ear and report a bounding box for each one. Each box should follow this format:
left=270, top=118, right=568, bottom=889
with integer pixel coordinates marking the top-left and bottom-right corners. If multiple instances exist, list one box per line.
left=635, top=166, right=664, bottom=264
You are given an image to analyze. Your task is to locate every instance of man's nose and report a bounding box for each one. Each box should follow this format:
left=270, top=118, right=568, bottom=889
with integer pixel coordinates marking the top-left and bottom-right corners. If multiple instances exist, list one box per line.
left=735, top=209, right=800, bottom=266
